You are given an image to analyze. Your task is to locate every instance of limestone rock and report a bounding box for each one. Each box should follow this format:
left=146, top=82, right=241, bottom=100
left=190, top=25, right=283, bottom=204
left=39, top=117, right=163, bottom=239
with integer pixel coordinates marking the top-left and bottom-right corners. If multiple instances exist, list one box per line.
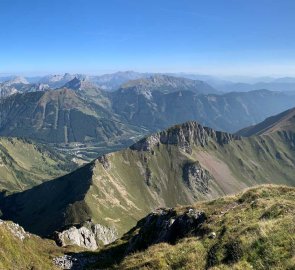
left=1, top=221, right=30, bottom=241
left=53, top=222, right=118, bottom=250
left=54, top=226, right=98, bottom=250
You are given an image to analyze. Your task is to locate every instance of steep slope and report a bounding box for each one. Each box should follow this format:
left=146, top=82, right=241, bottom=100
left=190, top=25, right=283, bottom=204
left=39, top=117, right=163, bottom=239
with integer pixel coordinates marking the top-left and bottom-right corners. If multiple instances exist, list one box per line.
left=0, top=88, right=142, bottom=144
left=237, top=107, right=295, bottom=136
left=111, top=89, right=295, bottom=132
left=0, top=220, right=62, bottom=270
left=2, top=119, right=295, bottom=242
left=0, top=137, right=75, bottom=193
left=92, top=185, right=295, bottom=270
left=62, top=77, right=112, bottom=108
left=120, top=74, right=218, bottom=95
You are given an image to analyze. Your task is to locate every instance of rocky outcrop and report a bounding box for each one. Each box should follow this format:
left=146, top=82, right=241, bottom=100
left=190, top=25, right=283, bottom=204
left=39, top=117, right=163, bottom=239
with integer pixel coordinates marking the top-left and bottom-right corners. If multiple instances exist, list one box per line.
left=130, top=121, right=239, bottom=152
left=0, top=220, right=30, bottom=241
left=182, top=161, right=212, bottom=194
left=54, top=226, right=98, bottom=250
left=53, top=222, right=117, bottom=250
left=97, top=155, right=110, bottom=170
left=53, top=254, right=97, bottom=270
left=127, top=208, right=207, bottom=252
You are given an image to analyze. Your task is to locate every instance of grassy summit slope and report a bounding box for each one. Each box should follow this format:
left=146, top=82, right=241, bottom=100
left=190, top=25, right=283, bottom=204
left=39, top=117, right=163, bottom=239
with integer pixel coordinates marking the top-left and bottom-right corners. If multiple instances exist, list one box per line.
left=1, top=185, right=293, bottom=269
left=0, top=220, right=62, bottom=270
left=93, top=185, right=295, bottom=270
left=0, top=137, right=75, bottom=193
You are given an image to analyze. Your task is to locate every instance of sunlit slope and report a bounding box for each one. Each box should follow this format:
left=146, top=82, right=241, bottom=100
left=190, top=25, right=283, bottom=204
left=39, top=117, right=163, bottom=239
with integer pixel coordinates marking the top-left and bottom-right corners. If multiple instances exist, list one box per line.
left=0, top=137, right=75, bottom=193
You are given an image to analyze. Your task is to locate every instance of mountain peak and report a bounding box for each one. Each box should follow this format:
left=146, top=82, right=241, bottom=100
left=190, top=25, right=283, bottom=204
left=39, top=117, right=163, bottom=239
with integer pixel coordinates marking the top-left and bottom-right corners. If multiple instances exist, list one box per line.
left=63, top=77, right=97, bottom=91
left=120, top=74, right=218, bottom=95
left=130, top=121, right=239, bottom=152
left=4, top=76, right=29, bottom=86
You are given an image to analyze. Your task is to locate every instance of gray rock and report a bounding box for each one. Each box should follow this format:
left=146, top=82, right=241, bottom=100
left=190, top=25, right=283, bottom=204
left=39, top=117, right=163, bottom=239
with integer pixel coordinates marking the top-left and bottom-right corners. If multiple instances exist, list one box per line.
left=4, top=221, right=30, bottom=241
left=208, top=232, right=216, bottom=239
left=53, top=254, right=97, bottom=270
left=54, top=226, right=98, bottom=250
left=92, top=223, right=117, bottom=245
left=127, top=208, right=207, bottom=252
left=182, top=161, right=212, bottom=194
left=54, top=222, right=118, bottom=250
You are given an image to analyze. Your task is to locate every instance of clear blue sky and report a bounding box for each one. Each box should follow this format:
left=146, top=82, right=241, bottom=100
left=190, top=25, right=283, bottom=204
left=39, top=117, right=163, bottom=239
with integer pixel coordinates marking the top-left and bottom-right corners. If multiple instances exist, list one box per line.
left=1, top=0, right=295, bottom=76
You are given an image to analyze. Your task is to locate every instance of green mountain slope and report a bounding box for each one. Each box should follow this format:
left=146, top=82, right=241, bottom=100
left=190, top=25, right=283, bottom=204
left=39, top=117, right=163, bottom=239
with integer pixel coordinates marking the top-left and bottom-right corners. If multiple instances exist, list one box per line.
left=2, top=79, right=295, bottom=151
left=93, top=185, right=295, bottom=270
left=0, top=89, right=143, bottom=145
left=111, top=89, right=295, bottom=133
left=237, top=107, right=295, bottom=136
left=0, top=137, right=75, bottom=193
left=1, top=117, right=295, bottom=240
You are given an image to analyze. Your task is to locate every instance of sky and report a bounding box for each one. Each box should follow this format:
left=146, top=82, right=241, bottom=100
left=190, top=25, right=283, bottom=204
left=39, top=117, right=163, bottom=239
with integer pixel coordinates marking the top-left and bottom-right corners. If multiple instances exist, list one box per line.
left=1, top=0, right=295, bottom=76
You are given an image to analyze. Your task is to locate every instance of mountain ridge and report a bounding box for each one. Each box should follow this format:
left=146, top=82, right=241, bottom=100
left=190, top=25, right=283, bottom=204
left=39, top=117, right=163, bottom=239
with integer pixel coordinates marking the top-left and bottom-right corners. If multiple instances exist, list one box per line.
left=1, top=115, right=295, bottom=243
left=237, top=107, right=295, bottom=136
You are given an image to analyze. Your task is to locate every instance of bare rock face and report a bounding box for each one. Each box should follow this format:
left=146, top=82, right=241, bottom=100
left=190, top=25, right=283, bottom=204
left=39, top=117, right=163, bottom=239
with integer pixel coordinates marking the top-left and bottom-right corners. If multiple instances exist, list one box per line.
left=53, top=222, right=118, bottom=250
left=182, top=161, right=212, bottom=195
left=54, top=226, right=98, bottom=250
left=97, top=155, right=110, bottom=170
left=130, top=121, right=239, bottom=152
left=127, top=208, right=207, bottom=253
left=92, top=223, right=117, bottom=245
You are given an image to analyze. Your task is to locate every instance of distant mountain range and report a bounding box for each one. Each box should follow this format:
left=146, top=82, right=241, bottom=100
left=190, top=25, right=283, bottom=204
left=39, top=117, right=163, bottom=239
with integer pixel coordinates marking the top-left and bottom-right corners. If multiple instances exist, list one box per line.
left=0, top=76, right=49, bottom=98
left=0, top=75, right=295, bottom=160
left=2, top=71, right=295, bottom=94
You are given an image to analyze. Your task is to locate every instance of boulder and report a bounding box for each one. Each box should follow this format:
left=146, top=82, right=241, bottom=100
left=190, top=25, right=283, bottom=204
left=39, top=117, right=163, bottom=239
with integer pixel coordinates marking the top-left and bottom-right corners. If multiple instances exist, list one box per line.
left=53, top=222, right=118, bottom=250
